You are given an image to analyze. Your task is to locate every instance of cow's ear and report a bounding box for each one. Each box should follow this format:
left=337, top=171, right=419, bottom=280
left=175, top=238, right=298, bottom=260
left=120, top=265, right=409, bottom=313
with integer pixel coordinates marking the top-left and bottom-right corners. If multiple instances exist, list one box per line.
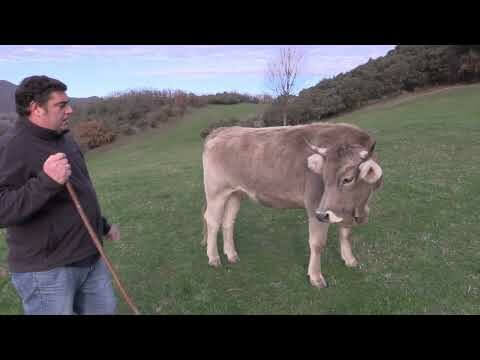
left=307, top=154, right=324, bottom=175
left=359, top=159, right=382, bottom=184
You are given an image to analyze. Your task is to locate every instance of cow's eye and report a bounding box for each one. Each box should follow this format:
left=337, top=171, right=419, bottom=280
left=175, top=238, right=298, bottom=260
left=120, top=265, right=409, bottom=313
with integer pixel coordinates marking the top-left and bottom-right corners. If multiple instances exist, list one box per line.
left=343, top=177, right=354, bottom=184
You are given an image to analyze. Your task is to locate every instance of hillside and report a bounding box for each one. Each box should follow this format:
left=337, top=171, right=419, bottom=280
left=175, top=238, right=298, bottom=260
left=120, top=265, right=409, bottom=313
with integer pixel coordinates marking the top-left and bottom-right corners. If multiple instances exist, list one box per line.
left=264, top=45, right=480, bottom=126
left=1, top=84, right=479, bottom=314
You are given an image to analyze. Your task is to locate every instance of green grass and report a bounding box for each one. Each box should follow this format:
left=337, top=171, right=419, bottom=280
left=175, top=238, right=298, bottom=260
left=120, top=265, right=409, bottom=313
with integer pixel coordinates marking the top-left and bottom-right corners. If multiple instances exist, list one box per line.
left=1, top=85, right=480, bottom=314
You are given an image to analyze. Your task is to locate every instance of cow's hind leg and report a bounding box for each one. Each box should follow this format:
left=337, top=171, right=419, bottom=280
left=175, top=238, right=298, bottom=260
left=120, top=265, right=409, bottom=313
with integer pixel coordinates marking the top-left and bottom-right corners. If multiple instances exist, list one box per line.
left=203, top=194, right=229, bottom=267
left=307, top=217, right=330, bottom=288
left=222, top=193, right=242, bottom=263
left=201, top=202, right=208, bottom=247
left=339, top=226, right=358, bottom=267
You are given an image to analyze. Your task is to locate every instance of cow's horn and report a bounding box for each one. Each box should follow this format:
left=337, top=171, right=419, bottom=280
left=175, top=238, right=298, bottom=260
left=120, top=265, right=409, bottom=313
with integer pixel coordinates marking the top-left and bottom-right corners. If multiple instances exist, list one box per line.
left=304, top=137, right=327, bottom=156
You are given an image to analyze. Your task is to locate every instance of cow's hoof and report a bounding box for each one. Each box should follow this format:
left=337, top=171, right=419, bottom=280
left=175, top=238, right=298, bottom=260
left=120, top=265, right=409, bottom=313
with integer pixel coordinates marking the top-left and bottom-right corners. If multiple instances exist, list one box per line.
left=344, top=257, right=358, bottom=267
left=309, top=276, right=328, bottom=288
left=227, top=254, right=240, bottom=264
left=208, top=257, right=222, bottom=267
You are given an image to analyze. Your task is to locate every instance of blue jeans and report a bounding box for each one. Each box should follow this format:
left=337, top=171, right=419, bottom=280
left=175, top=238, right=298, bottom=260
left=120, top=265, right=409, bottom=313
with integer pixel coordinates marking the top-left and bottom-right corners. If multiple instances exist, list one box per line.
left=10, top=258, right=117, bottom=315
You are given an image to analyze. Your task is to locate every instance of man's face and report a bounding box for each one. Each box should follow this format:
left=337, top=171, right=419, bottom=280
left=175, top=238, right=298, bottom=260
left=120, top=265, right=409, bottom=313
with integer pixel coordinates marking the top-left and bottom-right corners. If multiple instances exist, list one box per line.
left=31, top=91, right=73, bottom=132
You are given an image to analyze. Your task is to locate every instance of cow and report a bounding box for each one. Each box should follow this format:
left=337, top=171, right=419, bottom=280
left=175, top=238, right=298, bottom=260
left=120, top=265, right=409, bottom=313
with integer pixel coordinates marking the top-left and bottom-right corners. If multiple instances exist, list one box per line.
left=201, top=122, right=383, bottom=288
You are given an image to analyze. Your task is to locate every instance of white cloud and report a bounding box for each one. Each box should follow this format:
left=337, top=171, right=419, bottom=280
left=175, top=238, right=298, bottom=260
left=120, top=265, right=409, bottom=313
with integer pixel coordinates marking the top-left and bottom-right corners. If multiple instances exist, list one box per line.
left=0, top=45, right=396, bottom=96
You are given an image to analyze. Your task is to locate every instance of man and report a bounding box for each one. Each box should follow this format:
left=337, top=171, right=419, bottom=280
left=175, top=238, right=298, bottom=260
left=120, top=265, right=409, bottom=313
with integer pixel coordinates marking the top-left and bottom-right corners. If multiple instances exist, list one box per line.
left=0, top=75, right=120, bottom=315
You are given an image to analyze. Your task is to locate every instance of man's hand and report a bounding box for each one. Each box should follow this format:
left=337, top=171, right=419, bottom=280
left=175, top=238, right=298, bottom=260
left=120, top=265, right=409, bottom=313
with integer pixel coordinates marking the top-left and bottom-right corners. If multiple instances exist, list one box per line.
left=106, top=224, right=121, bottom=241
left=43, top=153, right=71, bottom=184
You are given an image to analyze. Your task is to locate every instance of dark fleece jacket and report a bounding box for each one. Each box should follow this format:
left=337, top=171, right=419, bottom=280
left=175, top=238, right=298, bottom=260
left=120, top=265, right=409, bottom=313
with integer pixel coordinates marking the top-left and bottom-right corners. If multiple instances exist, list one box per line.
left=0, top=118, right=110, bottom=272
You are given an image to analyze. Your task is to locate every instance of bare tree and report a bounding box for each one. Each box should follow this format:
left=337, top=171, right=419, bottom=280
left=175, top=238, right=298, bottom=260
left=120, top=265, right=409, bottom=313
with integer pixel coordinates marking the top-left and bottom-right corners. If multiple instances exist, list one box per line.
left=266, top=47, right=304, bottom=126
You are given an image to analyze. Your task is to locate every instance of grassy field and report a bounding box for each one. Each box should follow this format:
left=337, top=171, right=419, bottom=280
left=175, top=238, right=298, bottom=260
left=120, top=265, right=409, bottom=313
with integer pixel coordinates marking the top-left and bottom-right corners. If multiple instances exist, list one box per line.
left=1, top=84, right=480, bottom=314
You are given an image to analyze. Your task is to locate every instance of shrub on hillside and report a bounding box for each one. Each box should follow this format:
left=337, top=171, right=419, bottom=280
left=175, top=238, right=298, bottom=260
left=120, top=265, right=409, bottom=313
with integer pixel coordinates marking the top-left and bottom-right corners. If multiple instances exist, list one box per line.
left=190, top=96, right=209, bottom=108
left=72, top=119, right=116, bottom=151
left=205, top=92, right=260, bottom=105
left=200, top=117, right=240, bottom=138
left=145, top=108, right=170, bottom=127
left=261, top=100, right=315, bottom=126
left=261, top=105, right=284, bottom=126
left=200, top=114, right=265, bottom=139
left=122, top=126, right=140, bottom=136
left=171, top=104, right=186, bottom=117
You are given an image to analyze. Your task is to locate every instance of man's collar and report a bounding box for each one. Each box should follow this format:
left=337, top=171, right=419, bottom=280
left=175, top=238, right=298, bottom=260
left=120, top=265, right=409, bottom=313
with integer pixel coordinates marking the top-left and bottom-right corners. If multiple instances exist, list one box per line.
left=17, top=117, right=69, bottom=140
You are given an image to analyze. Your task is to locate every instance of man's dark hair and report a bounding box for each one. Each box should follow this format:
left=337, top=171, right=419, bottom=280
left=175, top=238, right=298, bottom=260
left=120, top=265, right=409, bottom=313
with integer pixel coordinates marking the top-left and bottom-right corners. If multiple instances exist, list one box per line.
left=15, top=75, right=67, bottom=117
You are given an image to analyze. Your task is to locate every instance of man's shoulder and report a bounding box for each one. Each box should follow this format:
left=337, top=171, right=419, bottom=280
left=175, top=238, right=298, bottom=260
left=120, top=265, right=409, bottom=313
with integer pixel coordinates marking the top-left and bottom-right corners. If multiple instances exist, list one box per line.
left=62, top=132, right=82, bottom=151
left=63, top=131, right=75, bottom=142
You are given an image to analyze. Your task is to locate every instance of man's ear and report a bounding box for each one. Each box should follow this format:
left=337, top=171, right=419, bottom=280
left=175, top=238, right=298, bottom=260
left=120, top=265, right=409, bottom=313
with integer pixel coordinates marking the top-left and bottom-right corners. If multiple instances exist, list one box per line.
left=28, top=101, right=36, bottom=114
left=30, top=101, right=45, bottom=116
left=307, top=154, right=324, bottom=175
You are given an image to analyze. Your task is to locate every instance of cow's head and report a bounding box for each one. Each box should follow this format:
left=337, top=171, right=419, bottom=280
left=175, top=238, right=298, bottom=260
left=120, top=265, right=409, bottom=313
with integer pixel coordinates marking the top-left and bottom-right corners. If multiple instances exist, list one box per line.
left=305, top=139, right=383, bottom=226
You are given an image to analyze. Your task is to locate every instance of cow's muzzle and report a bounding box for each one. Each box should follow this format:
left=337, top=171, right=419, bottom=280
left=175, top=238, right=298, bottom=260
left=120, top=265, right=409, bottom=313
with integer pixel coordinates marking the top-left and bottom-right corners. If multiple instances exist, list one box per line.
left=316, top=211, right=329, bottom=223
left=315, top=210, right=343, bottom=223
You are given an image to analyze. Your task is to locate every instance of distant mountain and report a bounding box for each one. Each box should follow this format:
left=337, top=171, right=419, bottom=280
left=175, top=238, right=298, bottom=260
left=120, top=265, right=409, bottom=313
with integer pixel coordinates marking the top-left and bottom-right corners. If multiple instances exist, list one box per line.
left=0, top=80, right=101, bottom=113
left=70, top=96, right=102, bottom=104
left=0, top=80, right=17, bottom=113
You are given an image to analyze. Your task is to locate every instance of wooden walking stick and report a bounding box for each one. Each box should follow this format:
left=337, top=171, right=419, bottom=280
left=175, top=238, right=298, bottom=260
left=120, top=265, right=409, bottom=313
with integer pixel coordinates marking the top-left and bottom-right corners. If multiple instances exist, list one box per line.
left=66, top=181, right=141, bottom=315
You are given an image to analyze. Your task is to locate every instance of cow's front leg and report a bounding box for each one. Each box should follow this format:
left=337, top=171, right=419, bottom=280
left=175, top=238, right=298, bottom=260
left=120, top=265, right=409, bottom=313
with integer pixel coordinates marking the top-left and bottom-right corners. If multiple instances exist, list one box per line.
left=307, top=217, right=329, bottom=288
left=339, top=226, right=358, bottom=267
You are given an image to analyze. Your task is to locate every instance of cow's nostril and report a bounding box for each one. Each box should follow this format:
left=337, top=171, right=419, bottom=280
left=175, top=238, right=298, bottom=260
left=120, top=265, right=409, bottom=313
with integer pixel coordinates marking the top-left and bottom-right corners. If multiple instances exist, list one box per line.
left=316, top=211, right=329, bottom=222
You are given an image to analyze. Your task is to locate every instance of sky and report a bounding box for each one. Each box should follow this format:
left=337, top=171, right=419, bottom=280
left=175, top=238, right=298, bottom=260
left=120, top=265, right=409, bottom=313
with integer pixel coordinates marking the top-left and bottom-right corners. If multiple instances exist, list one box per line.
left=0, top=45, right=396, bottom=98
